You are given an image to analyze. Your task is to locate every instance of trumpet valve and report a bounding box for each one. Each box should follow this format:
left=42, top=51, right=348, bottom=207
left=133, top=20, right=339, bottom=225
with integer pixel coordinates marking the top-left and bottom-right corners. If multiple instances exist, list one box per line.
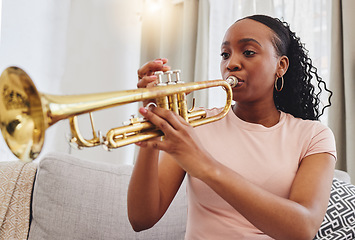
left=165, top=70, right=174, bottom=84
left=154, top=71, right=165, bottom=86
left=173, top=70, right=182, bottom=83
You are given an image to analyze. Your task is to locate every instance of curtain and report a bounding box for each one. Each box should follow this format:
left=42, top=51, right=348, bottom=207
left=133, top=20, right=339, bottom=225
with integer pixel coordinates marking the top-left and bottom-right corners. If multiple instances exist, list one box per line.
left=140, top=0, right=199, bottom=83
left=0, top=0, right=142, bottom=164
left=328, top=0, right=355, bottom=180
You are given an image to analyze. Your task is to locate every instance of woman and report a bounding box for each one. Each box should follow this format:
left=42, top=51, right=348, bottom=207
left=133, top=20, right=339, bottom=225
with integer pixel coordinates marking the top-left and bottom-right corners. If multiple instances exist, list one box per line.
left=127, top=15, right=336, bottom=240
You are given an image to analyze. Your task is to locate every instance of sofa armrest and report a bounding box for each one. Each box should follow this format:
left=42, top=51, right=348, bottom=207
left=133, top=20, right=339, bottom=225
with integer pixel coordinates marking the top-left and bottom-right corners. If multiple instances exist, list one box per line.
left=334, top=169, right=351, bottom=184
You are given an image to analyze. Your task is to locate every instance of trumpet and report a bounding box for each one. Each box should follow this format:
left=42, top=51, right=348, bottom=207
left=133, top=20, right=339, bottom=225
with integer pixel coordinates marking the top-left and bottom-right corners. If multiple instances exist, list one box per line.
left=0, top=66, right=237, bottom=162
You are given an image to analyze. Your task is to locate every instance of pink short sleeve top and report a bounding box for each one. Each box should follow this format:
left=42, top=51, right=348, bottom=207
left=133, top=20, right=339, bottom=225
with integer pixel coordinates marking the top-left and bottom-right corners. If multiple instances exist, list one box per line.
left=185, top=108, right=336, bottom=240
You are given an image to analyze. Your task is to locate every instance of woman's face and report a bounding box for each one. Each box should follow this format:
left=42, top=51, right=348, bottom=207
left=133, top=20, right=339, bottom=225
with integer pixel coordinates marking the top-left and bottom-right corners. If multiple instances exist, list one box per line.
left=220, top=18, right=284, bottom=104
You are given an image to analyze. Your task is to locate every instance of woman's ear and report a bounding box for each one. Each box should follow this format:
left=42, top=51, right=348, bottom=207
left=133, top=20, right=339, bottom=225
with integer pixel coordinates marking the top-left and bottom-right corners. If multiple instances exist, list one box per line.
left=277, top=56, right=289, bottom=77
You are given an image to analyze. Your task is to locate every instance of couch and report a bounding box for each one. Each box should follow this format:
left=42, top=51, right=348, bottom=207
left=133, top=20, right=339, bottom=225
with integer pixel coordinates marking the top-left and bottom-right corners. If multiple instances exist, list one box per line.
left=0, top=152, right=354, bottom=239
left=27, top=153, right=188, bottom=240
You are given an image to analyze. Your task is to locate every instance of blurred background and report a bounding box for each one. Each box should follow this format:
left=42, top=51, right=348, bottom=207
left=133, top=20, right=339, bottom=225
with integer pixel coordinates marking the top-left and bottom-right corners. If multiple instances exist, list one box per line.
left=0, top=0, right=353, bottom=180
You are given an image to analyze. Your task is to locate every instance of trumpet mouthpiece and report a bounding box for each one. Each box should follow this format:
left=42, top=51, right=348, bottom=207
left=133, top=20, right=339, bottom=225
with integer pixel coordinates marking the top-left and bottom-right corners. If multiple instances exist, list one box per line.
left=226, top=76, right=238, bottom=88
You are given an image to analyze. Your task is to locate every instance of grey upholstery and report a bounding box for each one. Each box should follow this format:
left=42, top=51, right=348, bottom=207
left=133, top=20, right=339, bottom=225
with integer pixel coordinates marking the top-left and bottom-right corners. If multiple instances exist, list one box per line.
left=28, top=153, right=187, bottom=240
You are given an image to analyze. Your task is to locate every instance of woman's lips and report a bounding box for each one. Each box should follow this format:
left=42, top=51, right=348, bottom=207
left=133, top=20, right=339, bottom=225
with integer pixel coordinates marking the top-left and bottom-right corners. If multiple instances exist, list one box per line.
left=235, top=80, right=244, bottom=87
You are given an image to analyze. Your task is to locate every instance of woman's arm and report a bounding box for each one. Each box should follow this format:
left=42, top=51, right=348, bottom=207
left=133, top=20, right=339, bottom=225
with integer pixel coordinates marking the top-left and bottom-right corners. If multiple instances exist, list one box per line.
left=201, top=152, right=335, bottom=240
left=140, top=106, right=335, bottom=240
left=127, top=146, right=185, bottom=232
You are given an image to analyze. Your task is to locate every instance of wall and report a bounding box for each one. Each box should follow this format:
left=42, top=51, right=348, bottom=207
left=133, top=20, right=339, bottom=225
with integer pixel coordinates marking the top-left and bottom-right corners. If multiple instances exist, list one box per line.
left=0, top=0, right=142, bottom=164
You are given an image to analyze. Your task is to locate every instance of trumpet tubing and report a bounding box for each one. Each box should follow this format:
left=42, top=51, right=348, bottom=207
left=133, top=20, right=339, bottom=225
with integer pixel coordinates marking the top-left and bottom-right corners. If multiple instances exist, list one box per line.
left=0, top=67, right=236, bottom=162
left=104, top=109, right=207, bottom=149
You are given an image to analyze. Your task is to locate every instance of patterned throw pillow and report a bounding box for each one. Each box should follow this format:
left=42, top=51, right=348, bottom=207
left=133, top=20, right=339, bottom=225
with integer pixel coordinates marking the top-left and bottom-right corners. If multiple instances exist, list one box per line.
left=314, top=178, right=355, bottom=240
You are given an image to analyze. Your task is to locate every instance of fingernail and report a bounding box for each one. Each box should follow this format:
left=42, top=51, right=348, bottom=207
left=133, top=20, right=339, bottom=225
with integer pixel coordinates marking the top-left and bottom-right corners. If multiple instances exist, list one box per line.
left=154, top=60, right=163, bottom=64
left=139, top=107, right=148, bottom=114
left=163, top=65, right=171, bottom=70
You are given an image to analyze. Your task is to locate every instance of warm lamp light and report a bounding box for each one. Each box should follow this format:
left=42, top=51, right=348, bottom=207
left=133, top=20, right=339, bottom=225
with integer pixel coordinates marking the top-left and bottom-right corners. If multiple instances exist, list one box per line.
left=145, top=0, right=162, bottom=13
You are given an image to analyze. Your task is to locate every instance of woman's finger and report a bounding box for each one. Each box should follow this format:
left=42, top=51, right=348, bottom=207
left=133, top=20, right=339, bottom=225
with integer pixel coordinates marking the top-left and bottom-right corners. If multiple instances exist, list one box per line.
left=135, top=138, right=170, bottom=151
left=137, top=75, right=158, bottom=88
left=152, top=107, right=190, bottom=129
left=141, top=107, right=188, bottom=134
left=137, top=58, right=170, bottom=80
left=139, top=107, right=180, bottom=136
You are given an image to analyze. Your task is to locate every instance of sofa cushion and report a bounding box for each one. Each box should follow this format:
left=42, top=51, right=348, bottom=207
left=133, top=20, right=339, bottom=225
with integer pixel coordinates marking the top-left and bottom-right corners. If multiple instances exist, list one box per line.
left=28, top=152, right=187, bottom=240
left=314, top=178, right=355, bottom=240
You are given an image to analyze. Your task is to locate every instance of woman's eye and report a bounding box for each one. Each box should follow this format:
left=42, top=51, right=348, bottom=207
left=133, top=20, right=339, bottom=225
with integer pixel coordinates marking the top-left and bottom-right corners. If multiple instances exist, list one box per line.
left=220, top=52, right=230, bottom=60
left=243, top=50, right=256, bottom=56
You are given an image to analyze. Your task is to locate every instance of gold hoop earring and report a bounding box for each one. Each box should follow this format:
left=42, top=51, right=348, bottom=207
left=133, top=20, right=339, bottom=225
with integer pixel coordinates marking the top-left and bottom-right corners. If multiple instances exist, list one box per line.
left=275, top=76, right=284, bottom=92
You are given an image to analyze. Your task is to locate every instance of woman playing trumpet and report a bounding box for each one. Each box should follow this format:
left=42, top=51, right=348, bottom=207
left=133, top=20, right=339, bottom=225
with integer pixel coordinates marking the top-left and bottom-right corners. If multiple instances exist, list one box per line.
left=127, top=14, right=336, bottom=240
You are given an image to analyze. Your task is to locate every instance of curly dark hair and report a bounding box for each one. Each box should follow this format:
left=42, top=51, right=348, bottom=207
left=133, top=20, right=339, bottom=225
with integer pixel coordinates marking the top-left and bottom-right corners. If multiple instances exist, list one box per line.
left=243, top=15, right=332, bottom=121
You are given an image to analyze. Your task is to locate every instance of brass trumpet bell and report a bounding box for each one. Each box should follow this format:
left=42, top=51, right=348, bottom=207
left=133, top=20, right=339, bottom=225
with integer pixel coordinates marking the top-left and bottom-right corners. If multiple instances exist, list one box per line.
left=0, top=67, right=45, bottom=161
left=0, top=66, right=235, bottom=162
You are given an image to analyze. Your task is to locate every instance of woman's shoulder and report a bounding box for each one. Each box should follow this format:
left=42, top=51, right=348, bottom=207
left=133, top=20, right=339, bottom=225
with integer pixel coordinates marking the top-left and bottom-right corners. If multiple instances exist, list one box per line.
left=282, top=112, right=337, bottom=160
left=283, top=111, right=326, bottom=126
left=282, top=112, right=334, bottom=137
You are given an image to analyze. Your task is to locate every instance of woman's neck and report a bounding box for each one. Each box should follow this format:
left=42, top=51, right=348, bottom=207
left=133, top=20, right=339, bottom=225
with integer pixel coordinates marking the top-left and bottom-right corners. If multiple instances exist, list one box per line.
left=232, top=102, right=281, bottom=128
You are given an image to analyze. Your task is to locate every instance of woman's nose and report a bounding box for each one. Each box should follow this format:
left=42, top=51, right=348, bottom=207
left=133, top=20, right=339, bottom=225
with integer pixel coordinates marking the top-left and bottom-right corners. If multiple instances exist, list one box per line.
left=226, top=57, right=241, bottom=72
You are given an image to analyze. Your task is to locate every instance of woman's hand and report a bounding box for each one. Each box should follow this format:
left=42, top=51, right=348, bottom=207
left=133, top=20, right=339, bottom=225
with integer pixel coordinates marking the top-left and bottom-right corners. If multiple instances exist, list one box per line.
left=137, top=58, right=171, bottom=89
left=137, top=58, right=171, bottom=107
left=136, top=106, right=214, bottom=179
